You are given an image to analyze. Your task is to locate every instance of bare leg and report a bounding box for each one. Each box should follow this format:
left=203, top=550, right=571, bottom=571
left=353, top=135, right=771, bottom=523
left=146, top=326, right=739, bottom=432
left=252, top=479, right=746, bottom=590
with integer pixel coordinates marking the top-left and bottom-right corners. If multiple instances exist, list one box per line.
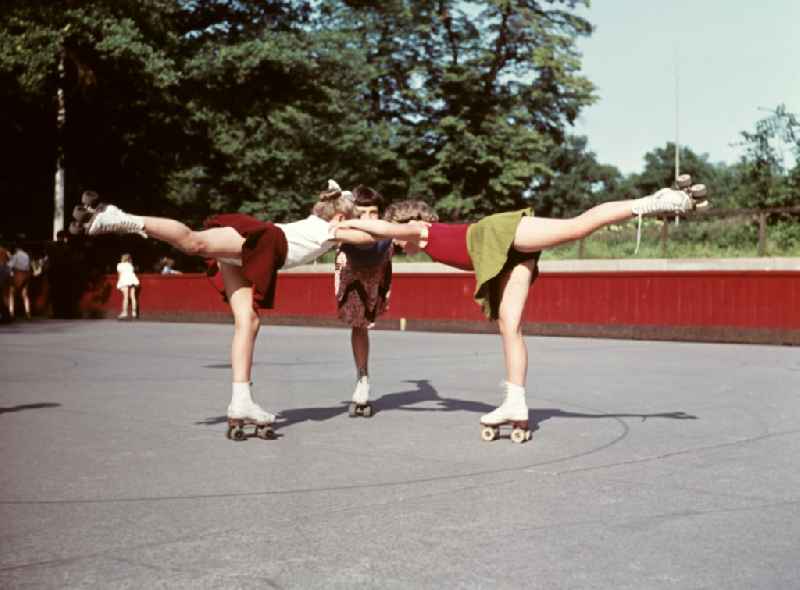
left=513, top=200, right=636, bottom=253
left=220, top=262, right=260, bottom=383
left=7, top=285, right=14, bottom=318
left=120, top=288, right=129, bottom=317
left=495, top=260, right=537, bottom=385
left=21, top=283, right=30, bottom=318
left=351, top=327, right=369, bottom=377
left=220, top=262, right=276, bottom=430
left=479, top=260, right=535, bottom=438
left=130, top=287, right=138, bottom=317
left=142, top=218, right=245, bottom=258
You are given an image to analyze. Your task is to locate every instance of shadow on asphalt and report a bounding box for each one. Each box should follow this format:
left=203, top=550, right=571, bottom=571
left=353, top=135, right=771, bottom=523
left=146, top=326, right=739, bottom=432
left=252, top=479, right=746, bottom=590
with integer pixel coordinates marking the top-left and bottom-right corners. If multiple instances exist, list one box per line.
left=194, top=379, right=697, bottom=432
left=0, top=402, right=62, bottom=414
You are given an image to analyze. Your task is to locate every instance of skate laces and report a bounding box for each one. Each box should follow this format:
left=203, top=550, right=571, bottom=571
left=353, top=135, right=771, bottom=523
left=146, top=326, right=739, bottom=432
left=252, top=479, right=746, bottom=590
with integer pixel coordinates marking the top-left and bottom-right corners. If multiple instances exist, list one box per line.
left=92, top=206, right=145, bottom=235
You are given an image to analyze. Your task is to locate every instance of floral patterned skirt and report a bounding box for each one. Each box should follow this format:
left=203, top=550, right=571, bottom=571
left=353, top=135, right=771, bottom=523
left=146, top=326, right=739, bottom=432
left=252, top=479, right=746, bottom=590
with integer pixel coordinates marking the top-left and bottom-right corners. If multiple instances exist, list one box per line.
left=334, top=246, right=393, bottom=328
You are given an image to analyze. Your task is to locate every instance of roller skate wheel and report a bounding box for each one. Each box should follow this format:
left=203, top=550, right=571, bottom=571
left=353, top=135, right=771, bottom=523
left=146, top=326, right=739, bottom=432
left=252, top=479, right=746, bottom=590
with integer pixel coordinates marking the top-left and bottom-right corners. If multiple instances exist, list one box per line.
left=348, top=402, right=358, bottom=418
left=256, top=425, right=275, bottom=440
left=690, top=183, right=708, bottom=199
left=676, top=174, right=692, bottom=189
left=232, top=426, right=246, bottom=441
left=510, top=428, right=529, bottom=444
left=480, top=425, right=498, bottom=442
left=362, top=404, right=374, bottom=418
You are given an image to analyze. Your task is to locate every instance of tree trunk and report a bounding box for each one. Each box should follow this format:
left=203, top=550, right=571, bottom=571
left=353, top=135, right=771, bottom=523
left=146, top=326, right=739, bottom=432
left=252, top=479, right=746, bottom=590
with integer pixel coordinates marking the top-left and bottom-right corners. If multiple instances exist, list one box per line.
left=53, top=46, right=66, bottom=240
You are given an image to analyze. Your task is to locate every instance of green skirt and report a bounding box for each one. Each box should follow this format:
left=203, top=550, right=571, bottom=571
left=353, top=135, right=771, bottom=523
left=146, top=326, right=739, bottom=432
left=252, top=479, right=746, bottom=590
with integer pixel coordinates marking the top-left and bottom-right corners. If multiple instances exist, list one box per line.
left=466, top=208, right=541, bottom=320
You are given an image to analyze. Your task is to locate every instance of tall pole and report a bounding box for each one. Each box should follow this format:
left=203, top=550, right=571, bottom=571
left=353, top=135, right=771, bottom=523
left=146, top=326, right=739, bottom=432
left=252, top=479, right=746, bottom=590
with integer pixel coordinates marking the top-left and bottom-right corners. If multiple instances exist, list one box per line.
left=674, top=46, right=680, bottom=183
left=53, top=44, right=66, bottom=240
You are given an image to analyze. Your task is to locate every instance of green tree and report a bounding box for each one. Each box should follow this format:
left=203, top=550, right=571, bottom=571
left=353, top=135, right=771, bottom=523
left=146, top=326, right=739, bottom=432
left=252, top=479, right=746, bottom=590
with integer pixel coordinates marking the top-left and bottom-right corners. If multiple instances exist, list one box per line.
left=735, top=104, right=799, bottom=209
left=534, top=135, right=621, bottom=217
left=0, top=0, right=182, bottom=238
left=317, top=0, right=596, bottom=220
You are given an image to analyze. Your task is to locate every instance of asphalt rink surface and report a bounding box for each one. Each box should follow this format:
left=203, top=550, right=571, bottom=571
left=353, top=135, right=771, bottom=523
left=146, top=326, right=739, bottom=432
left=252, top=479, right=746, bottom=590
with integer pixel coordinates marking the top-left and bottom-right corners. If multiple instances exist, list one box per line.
left=1, top=320, right=799, bottom=589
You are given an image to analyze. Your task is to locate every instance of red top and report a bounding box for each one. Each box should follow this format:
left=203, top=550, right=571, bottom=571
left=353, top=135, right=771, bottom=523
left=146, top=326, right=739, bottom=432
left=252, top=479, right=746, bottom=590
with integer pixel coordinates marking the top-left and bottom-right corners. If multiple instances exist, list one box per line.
left=423, top=223, right=473, bottom=270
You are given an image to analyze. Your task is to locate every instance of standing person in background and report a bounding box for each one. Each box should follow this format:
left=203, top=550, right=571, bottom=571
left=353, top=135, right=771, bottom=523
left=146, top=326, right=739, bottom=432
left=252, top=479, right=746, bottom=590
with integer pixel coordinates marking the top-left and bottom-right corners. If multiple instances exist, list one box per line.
left=334, top=185, right=398, bottom=417
left=158, top=257, right=182, bottom=275
left=0, top=246, right=11, bottom=322
left=7, top=243, right=32, bottom=320
left=116, top=253, right=140, bottom=319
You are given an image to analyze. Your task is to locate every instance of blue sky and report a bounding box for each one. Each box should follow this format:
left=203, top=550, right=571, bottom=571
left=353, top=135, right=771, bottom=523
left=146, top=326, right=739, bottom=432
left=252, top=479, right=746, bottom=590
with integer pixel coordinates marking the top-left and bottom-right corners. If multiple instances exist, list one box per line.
left=573, top=0, right=800, bottom=174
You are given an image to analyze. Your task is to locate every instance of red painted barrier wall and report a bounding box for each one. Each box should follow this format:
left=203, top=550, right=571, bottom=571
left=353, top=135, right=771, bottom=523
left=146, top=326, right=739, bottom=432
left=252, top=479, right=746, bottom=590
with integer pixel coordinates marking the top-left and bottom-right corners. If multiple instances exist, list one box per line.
left=81, top=270, right=800, bottom=343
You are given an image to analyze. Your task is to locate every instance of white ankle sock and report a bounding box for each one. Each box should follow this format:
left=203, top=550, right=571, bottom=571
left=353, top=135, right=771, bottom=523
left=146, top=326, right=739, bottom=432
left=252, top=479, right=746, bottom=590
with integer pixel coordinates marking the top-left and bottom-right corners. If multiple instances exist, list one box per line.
left=505, top=382, right=526, bottom=395
left=231, top=382, right=253, bottom=406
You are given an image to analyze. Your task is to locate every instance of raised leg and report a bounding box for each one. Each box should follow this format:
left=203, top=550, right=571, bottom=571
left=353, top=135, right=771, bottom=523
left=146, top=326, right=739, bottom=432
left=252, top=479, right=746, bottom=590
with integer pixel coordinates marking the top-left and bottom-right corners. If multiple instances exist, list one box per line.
left=143, top=219, right=245, bottom=258
left=513, top=183, right=708, bottom=254
left=512, top=201, right=636, bottom=253
left=84, top=204, right=246, bottom=258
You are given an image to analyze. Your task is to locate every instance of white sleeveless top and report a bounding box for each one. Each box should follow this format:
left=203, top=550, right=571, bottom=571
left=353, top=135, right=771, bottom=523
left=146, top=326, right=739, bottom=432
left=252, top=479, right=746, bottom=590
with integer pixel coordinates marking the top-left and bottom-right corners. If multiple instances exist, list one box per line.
left=218, top=215, right=337, bottom=269
left=276, top=215, right=337, bottom=268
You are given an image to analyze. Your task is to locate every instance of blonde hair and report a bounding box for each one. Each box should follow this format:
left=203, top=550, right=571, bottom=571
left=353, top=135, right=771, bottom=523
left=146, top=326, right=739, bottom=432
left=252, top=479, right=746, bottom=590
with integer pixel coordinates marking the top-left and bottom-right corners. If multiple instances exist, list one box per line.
left=311, top=189, right=357, bottom=221
left=120, top=253, right=132, bottom=263
left=383, top=199, right=439, bottom=223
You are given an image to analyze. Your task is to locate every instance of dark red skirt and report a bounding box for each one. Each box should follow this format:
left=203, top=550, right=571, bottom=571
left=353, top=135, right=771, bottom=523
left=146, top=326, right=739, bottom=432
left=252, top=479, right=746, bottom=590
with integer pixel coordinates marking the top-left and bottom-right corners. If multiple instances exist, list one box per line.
left=203, top=213, right=288, bottom=310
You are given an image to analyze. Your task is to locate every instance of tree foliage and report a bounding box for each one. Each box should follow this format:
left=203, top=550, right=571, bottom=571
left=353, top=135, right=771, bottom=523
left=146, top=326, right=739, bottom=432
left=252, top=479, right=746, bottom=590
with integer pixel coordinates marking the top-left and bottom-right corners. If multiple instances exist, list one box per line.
left=2, top=1, right=795, bottom=244
left=2, top=0, right=599, bottom=238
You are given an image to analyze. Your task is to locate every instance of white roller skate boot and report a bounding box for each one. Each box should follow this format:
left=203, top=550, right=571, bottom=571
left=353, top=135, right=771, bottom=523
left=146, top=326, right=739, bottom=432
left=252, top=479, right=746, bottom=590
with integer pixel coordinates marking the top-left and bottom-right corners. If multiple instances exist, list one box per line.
left=226, top=382, right=276, bottom=441
left=631, top=179, right=708, bottom=253
left=480, top=382, right=531, bottom=443
left=348, top=375, right=374, bottom=418
left=87, top=205, right=148, bottom=238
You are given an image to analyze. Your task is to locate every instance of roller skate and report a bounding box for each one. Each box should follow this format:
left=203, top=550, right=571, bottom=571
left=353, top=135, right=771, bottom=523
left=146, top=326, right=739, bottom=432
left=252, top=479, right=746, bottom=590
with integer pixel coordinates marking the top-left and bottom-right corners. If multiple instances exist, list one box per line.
left=631, top=175, right=709, bottom=252
left=480, top=382, right=531, bottom=444
left=348, top=376, right=374, bottom=418
left=226, top=383, right=276, bottom=441
left=87, top=204, right=147, bottom=238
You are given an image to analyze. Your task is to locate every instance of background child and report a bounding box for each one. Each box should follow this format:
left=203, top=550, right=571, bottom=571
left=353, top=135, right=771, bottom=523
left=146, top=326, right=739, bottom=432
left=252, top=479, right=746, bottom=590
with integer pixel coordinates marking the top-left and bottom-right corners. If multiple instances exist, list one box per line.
left=7, top=243, right=32, bottom=320
left=116, top=253, right=140, bottom=319
left=337, top=181, right=708, bottom=443
left=334, top=185, right=396, bottom=417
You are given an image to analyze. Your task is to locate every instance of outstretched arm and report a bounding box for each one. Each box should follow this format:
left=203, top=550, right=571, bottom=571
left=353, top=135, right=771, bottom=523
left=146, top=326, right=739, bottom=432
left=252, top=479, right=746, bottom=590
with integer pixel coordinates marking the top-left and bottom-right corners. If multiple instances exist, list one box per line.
left=336, top=219, right=427, bottom=242
left=331, top=227, right=380, bottom=246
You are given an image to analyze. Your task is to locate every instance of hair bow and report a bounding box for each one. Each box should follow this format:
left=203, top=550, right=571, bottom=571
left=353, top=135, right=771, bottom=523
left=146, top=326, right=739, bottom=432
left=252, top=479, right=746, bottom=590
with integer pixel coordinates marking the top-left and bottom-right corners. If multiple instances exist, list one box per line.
left=327, top=179, right=354, bottom=201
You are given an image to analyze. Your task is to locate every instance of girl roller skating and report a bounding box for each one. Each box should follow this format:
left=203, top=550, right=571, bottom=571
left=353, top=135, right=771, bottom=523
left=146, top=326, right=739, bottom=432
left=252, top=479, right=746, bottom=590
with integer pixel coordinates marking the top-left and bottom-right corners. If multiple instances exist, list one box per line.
left=334, top=185, right=399, bottom=418
left=71, top=181, right=375, bottom=441
left=337, top=177, right=709, bottom=443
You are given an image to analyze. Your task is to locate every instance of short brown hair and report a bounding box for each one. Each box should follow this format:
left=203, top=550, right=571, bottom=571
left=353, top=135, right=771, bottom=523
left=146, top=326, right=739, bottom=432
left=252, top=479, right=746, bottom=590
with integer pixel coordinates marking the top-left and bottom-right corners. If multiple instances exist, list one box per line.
left=383, top=199, right=439, bottom=223
left=352, top=185, right=384, bottom=210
